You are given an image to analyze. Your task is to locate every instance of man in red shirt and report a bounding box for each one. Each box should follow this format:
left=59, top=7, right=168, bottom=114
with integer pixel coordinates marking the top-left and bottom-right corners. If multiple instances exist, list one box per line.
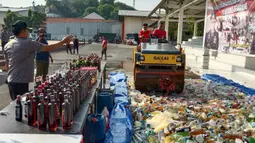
left=101, top=36, right=107, bottom=60
left=139, top=23, right=150, bottom=43
left=152, top=21, right=167, bottom=39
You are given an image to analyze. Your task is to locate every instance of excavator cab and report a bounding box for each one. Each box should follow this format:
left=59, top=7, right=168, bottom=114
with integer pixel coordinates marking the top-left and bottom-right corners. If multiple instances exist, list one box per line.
left=133, top=39, right=185, bottom=93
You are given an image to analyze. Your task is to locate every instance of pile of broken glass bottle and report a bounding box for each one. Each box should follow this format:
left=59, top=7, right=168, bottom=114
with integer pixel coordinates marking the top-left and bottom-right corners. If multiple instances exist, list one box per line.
left=129, top=79, right=255, bottom=143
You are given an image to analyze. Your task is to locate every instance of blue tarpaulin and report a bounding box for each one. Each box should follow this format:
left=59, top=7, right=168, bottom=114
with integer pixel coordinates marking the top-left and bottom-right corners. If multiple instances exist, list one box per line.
left=109, top=71, right=127, bottom=86
left=201, top=74, right=255, bottom=96
left=105, top=72, right=132, bottom=143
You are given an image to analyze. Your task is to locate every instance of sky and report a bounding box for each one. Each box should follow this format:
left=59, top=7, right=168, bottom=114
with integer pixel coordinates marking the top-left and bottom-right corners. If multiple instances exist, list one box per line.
left=0, top=0, right=160, bottom=10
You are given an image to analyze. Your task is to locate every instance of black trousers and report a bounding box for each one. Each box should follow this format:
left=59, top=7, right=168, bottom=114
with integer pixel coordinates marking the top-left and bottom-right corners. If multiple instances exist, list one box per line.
left=1, top=41, right=7, bottom=52
left=8, top=83, right=29, bottom=101
left=73, top=45, right=79, bottom=54
left=101, top=49, right=107, bottom=60
left=66, top=45, right=72, bottom=54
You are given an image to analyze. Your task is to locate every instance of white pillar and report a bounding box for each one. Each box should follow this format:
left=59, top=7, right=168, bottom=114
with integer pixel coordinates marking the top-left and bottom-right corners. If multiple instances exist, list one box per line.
left=201, top=0, right=210, bottom=69
left=165, top=15, right=169, bottom=40
left=177, top=6, right=184, bottom=46
left=193, top=22, right=198, bottom=37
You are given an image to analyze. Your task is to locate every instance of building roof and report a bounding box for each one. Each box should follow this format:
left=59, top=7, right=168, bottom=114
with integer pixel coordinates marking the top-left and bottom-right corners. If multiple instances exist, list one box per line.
left=83, top=12, right=105, bottom=20
left=147, top=0, right=205, bottom=20
left=0, top=7, right=29, bottom=12
left=46, top=17, right=118, bottom=23
left=118, top=10, right=159, bottom=18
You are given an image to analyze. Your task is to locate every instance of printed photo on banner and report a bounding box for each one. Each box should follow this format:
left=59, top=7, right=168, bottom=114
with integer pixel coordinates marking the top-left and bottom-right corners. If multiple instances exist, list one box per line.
left=204, top=0, right=255, bottom=54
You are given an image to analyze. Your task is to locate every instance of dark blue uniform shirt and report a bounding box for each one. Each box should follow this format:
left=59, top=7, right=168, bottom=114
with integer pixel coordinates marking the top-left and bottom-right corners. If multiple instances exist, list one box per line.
left=35, top=38, right=49, bottom=61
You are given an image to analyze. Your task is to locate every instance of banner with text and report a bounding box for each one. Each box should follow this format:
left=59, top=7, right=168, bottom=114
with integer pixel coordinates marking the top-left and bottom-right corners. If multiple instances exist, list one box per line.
left=204, top=0, right=255, bottom=54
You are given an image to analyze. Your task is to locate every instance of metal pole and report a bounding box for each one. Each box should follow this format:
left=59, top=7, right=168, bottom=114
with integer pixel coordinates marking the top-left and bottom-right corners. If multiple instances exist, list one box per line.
left=201, top=0, right=210, bottom=69
left=165, top=15, right=170, bottom=40
left=177, top=6, right=184, bottom=46
left=193, top=22, right=198, bottom=37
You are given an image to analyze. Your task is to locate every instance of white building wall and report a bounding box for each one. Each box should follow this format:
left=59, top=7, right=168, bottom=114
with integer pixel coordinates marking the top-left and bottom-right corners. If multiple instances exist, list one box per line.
left=18, top=11, right=28, bottom=16
left=0, top=12, right=5, bottom=25
left=0, top=10, right=29, bottom=25
left=124, top=17, right=156, bottom=36
left=47, top=21, right=122, bottom=40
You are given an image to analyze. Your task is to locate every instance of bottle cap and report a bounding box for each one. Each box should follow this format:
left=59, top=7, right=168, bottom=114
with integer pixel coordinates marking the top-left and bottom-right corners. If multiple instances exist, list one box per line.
left=17, top=95, right=21, bottom=100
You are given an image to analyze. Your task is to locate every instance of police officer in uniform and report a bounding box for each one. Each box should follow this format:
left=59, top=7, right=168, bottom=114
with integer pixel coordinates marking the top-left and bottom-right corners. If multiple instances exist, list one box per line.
left=4, top=20, right=73, bottom=100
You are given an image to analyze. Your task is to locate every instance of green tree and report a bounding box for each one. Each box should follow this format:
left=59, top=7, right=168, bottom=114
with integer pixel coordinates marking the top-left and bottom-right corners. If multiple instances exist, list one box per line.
left=85, top=0, right=99, bottom=8
left=71, top=0, right=87, bottom=17
left=186, top=17, right=204, bottom=36
left=4, top=10, right=19, bottom=30
left=31, top=11, right=46, bottom=29
left=168, top=22, right=178, bottom=39
left=4, top=10, right=46, bottom=30
left=45, top=0, right=135, bottom=19
left=98, top=4, right=114, bottom=19
left=110, top=8, right=119, bottom=20
left=83, top=7, right=98, bottom=17
left=114, top=2, right=135, bottom=10
left=100, top=0, right=114, bottom=5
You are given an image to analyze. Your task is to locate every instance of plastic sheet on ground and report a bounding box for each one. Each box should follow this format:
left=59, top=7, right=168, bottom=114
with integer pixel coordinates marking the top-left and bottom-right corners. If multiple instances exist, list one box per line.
left=202, top=74, right=255, bottom=96
left=109, top=71, right=127, bottom=86
left=104, top=103, right=133, bottom=143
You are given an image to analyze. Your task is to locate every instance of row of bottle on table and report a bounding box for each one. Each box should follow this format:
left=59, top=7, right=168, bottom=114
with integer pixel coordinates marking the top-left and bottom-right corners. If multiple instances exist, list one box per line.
left=70, top=53, right=101, bottom=70
left=15, top=68, right=95, bottom=132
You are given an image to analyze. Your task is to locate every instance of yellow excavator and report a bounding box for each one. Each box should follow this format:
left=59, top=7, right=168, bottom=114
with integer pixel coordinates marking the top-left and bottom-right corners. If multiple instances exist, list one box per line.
left=132, top=39, right=185, bottom=93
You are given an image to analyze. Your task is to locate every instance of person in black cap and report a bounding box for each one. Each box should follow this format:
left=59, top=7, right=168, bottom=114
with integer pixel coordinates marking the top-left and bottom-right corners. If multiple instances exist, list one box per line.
left=4, top=20, right=73, bottom=100
left=139, top=23, right=151, bottom=43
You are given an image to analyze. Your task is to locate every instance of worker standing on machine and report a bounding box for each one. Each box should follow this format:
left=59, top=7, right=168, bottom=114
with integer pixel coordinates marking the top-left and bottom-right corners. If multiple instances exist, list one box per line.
left=152, top=21, right=167, bottom=39
left=139, top=23, right=150, bottom=43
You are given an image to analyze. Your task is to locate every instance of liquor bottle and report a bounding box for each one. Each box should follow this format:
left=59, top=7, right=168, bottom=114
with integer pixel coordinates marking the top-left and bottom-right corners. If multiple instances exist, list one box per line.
left=15, top=95, right=22, bottom=121
left=190, top=129, right=206, bottom=136
left=28, top=96, right=36, bottom=126
left=67, top=92, right=74, bottom=124
left=102, top=106, right=109, bottom=132
left=70, top=88, right=76, bottom=112
left=53, top=91, right=60, bottom=121
left=76, top=84, right=82, bottom=103
left=24, top=93, right=30, bottom=118
left=48, top=95, right=58, bottom=132
left=38, top=85, right=43, bottom=95
left=62, top=95, right=72, bottom=130
left=37, top=95, right=47, bottom=130
left=44, top=81, right=49, bottom=92
left=74, top=84, right=80, bottom=111
left=59, top=92, right=64, bottom=116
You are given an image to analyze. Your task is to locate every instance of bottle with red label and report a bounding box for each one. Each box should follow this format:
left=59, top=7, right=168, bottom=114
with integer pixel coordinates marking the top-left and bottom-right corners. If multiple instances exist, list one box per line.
left=62, top=95, right=72, bottom=130
left=37, top=95, right=47, bottom=130
left=54, top=91, right=61, bottom=122
left=15, top=95, right=22, bottom=122
left=48, top=95, right=58, bottom=131
left=28, top=95, right=37, bottom=126
left=24, top=93, right=30, bottom=118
